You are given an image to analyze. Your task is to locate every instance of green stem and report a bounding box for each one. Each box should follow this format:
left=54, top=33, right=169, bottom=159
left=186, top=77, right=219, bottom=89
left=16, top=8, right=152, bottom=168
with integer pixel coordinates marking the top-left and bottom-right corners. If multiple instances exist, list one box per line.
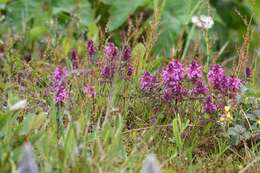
left=56, top=104, right=63, bottom=138
left=181, top=25, right=195, bottom=61
left=205, top=30, right=210, bottom=67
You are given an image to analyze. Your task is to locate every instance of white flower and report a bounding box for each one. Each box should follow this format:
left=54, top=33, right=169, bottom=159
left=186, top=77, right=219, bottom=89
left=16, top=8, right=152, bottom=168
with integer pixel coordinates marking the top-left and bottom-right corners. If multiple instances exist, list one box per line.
left=141, top=154, right=161, bottom=173
left=192, top=15, right=214, bottom=29
left=9, top=99, right=27, bottom=111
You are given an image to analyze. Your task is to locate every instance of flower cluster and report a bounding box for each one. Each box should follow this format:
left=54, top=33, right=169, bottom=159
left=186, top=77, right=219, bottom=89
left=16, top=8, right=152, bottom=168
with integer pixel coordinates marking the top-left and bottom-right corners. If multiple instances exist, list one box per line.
left=101, top=42, right=118, bottom=80
left=71, top=49, right=79, bottom=70
left=208, top=64, right=241, bottom=97
left=162, top=60, right=186, bottom=101
left=52, top=66, right=68, bottom=104
left=87, top=40, right=96, bottom=61
left=104, top=42, right=118, bottom=60
left=140, top=60, right=242, bottom=114
left=162, top=60, right=185, bottom=83
left=187, top=60, right=202, bottom=81
left=208, top=64, right=225, bottom=90
left=122, top=45, right=131, bottom=61
left=191, top=80, right=208, bottom=96
left=140, top=72, right=157, bottom=92
left=121, top=44, right=133, bottom=80
left=101, top=64, right=115, bottom=80
left=203, top=96, right=217, bottom=114
left=101, top=42, right=134, bottom=81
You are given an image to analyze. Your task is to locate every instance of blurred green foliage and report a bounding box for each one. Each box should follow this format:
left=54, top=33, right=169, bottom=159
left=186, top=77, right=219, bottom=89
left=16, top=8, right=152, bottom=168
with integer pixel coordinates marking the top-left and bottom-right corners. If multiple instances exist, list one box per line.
left=0, top=0, right=259, bottom=59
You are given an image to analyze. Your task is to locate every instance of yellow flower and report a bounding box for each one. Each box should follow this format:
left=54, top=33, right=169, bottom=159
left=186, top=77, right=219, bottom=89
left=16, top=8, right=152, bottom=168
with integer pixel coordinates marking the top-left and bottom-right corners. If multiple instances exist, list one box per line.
left=220, top=116, right=225, bottom=122
left=224, top=106, right=230, bottom=112
left=257, top=119, right=260, bottom=125
left=226, top=112, right=233, bottom=120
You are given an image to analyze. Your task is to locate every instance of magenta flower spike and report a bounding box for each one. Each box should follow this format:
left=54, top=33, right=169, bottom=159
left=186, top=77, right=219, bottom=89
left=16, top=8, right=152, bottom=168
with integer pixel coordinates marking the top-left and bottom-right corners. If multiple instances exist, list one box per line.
left=122, top=45, right=131, bottom=61
left=87, top=40, right=96, bottom=58
left=104, top=42, right=117, bottom=60
left=187, top=60, right=202, bottom=81
left=208, top=64, right=225, bottom=90
left=140, top=71, right=156, bottom=92
left=71, top=49, right=79, bottom=70
left=203, top=96, right=217, bottom=114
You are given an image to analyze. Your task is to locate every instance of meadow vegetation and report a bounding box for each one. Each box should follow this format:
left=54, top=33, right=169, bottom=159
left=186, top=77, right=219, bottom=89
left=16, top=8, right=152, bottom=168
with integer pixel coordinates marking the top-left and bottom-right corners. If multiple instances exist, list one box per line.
left=0, top=0, right=259, bottom=172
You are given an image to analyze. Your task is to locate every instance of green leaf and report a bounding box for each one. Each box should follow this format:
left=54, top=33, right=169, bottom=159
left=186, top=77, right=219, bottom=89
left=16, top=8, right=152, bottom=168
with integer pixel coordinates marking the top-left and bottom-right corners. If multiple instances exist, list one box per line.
left=78, top=0, right=94, bottom=25
left=132, top=43, right=146, bottom=77
left=52, top=0, right=75, bottom=14
left=155, top=0, right=201, bottom=56
left=29, top=26, right=48, bottom=42
left=64, top=125, right=77, bottom=165
left=53, top=0, right=94, bottom=26
left=29, top=112, right=47, bottom=131
left=6, top=0, right=49, bottom=31
left=107, top=0, right=145, bottom=31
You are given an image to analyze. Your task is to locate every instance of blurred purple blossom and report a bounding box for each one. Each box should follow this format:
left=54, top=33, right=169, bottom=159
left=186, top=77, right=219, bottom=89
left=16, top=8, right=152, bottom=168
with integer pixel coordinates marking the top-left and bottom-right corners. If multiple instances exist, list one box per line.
left=191, top=80, right=208, bottom=96
left=104, top=42, right=117, bottom=60
left=52, top=66, right=68, bottom=91
left=122, top=44, right=131, bottom=61
left=55, top=85, right=68, bottom=104
left=208, top=64, right=225, bottom=90
left=84, top=84, right=96, bottom=97
left=163, top=81, right=186, bottom=102
left=101, top=64, right=115, bottom=80
left=187, top=60, right=202, bottom=81
left=52, top=66, right=68, bottom=104
left=226, top=76, right=241, bottom=92
left=140, top=71, right=156, bottom=92
left=161, top=60, right=186, bottom=101
left=162, top=60, right=184, bottom=87
left=203, top=96, right=217, bottom=114
left=245, top=67, right=252, bottom=79
left=71, top=49, right=79, bottom=70
left=87, top=40, right=96, bottom=58
left=127, top=64, right=134, bottom=78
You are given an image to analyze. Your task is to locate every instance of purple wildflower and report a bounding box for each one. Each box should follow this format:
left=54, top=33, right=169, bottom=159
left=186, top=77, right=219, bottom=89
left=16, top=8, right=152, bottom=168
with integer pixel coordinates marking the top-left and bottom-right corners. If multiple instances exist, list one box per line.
left=163, top=87, right=174, bottom=102
left=191, top=80, right=208, bottom=96
left=203, top=96, right=217, bottom=114
left=162, top=60, right=184, bottom=86
left=84, top=84, right=96, bottom=97
left=163, top=81, right=187, bottom=102
left=71, top=49, right=79, bottom=69
left=187, top=60, right=202, bottom=81
left=55, top=85, right=68, bottom=104
left=140, top=71, right=156, bottom=92
left=104, top=42, right=117, bottom=60
left=208, top=64, right=225, bottom=90
left=245, top=67, right=252, bottom=79
left=52, top=66, right=68, bottom=104
left=226, top=76, right=241, bottom=92
left=126, top=64, right=134, bottom=78
left=101, top=64, right=115, bottom=80
left=161, top=60, right=186, bottom=101
left=52, top=66, right=68, bottom=90
left=219, top=75, right=241, bottom=96
left=87, top=40, right=96, bottom=58
left=122, top=45, right=131, bottom=61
